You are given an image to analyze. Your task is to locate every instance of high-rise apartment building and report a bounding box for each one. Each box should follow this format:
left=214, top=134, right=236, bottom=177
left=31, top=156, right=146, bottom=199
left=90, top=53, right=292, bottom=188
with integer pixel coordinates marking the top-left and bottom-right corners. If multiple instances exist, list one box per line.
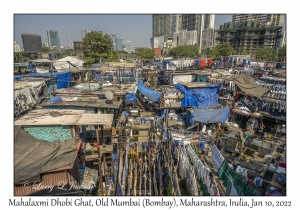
left=173, top=30, right=197, bottom=47
left=109, top=34, right=117, bottom=50
left=281, top=31, right=286, bottom=47
left=232, top=14, right=285, bottom=26
left=46, top=30, right=60, bottom=49
left=43, top=39, right=49, bottom=48
left=152, top=14, right=172, bottom=38
left=125, top=41, right=132, bottom=52
left=201, top=28, right=216, bottom=52
left=21, top=33, right=43, bottom=53
left=116, top=38, right=123, bottom=51
left=14, top=41, right=21, bottom=52
left=176, top=14, right=215, bottom=49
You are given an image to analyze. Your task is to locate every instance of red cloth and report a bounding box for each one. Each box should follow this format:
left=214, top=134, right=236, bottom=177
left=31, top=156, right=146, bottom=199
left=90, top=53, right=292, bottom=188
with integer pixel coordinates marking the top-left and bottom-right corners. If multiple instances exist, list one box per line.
left=235, top=93, right=239, bottom=100
left=79, top=142, right=83, bottom=152
left=279, top=162, right=286, bottom=168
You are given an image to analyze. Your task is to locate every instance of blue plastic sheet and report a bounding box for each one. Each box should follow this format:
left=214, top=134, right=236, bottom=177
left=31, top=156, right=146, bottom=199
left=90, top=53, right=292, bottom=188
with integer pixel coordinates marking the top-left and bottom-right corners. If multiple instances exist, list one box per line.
left=137, top=78, right=161, bottom=102
left=93, top=71, right=102, bottom=81
left=189, top=107, right=230, bottom=125
left=14, top=72, right=71, bottom=89
left=29, top=64, right=37, bottom=74
left=125, top=93, right=136, bottom=103
left=138, top=78, right=143, bottom=85
left=173, top=83, right=218, bottom=108
left=49, top=96, right=62, bottom=104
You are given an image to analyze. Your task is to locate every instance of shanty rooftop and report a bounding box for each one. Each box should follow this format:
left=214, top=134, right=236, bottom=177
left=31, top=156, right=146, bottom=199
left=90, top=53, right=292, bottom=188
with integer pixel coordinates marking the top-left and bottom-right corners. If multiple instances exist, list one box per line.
left=14, top=110, right=114, bottom=127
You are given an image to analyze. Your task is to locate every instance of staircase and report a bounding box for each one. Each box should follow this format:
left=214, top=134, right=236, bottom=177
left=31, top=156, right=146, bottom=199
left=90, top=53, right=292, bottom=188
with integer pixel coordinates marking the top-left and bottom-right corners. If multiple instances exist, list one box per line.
left=136, top=90, right=146, bottom=111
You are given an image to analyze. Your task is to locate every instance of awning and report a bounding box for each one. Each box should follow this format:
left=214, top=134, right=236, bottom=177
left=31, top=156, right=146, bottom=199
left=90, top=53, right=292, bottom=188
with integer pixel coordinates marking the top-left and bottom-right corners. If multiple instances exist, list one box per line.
left=30, top=59, right=54, bottom=63
left=226, top=74, right=269, bottom=97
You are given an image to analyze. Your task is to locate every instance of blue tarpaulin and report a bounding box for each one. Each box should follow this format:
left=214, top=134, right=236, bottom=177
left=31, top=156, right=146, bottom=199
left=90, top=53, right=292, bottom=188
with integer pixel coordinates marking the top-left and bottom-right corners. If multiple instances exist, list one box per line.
left=125, top=93, right=136, bottom=103
left=173, top=83, right=218, bottom=108
left=29, top=64, right=37, bottom=74
left=137, top=78, right=161, bottom=102
left=93, top=71, right=102, bottom=81
left=189, top=107, right=230, bottom=125
left=138, top=78, right=143, bottom=85
left=14, top=63, right=28, bottom=67
left=14, top=72, right=71, bottom=89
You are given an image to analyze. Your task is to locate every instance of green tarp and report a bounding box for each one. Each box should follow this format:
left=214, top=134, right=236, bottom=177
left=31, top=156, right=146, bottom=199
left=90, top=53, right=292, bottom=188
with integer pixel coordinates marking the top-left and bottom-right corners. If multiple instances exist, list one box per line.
left=218, top=161, right=261, bottom=196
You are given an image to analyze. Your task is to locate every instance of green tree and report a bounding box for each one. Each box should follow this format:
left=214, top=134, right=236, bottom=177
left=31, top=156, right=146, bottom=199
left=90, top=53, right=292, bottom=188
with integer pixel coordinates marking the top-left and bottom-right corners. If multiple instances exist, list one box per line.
left=107, top=50, right=118, bottom=62
left=42, top=47, right=51, bottom=53
left=53, top=52, right=63, bottom=60
left=168, top=45, right=200, bottom=58
left=149, top=72, right=157, bottom=89
left=61, top=49, right=74, bottom=57
left=81, top=31, right=113, bottom=64
left=271, top=49, right=278, bottom=62
left=135, top=48, right=155, bottom=59
left=278, top=45, right=286, bottom=60
left=237, top=47, right=247, bottom=55
left=14, top=52, right=29, bottom=63
left=208, top=47, right=221, bottom=60
left=208, top=43, right=234, bottom=60
left=254, top=47, right=275, bottom=61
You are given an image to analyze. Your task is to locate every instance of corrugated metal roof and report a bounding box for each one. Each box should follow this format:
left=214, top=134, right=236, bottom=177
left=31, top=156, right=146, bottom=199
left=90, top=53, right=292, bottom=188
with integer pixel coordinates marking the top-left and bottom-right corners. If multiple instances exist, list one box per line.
left=14, top=160, right=81, bottom=196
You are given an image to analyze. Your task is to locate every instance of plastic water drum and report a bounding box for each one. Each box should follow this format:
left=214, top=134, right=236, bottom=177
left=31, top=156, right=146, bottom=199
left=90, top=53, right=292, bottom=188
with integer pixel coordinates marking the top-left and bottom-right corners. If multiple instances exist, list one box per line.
left=200, top=142, right=205, bottom=149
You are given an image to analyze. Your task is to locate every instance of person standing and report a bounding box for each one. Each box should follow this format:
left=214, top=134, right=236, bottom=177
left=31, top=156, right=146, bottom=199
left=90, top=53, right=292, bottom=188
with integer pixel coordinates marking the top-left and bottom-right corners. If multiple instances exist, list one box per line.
left=258, top=123, right=265, bottom=135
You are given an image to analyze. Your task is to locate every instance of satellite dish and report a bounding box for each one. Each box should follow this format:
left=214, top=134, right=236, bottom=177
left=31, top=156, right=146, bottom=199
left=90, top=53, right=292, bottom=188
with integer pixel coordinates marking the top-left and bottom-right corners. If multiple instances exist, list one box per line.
left=104, top=91, right=114, bottom=104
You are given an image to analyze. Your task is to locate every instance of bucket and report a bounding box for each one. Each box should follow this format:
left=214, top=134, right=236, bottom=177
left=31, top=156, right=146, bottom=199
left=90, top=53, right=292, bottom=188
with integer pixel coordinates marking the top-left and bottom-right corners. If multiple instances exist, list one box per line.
left=200, top=142, right=205, bottom=149
left=263, top=132, right=268, bottom=138
left=268, top=133, right=272, bottom=139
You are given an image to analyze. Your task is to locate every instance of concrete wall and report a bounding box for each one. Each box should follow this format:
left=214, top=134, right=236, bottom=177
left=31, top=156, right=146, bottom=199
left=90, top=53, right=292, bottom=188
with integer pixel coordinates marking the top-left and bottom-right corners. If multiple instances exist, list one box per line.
left=24, top=126, right=72, bottom=142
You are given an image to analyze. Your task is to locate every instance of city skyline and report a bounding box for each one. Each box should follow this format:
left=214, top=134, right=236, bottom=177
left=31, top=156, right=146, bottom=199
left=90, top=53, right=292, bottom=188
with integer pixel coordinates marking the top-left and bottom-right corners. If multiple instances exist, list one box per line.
left=14, top=14, right=234, bottom=49
left=14, top=14, right=286, bottom=49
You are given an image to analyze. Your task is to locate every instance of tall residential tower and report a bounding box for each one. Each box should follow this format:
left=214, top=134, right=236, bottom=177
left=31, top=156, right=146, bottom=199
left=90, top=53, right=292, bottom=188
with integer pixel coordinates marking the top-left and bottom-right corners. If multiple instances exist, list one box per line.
left=232, top=14, right=285, bottom=26
left=46, top=30, right=60, bottom=49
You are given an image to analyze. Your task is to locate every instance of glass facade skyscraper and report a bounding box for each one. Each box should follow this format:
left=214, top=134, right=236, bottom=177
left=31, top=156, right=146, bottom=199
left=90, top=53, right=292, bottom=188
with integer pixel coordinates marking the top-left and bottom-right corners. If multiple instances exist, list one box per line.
left=116, top=38, right=123, bottom=51
left=46, top=30, right=60, bottom=49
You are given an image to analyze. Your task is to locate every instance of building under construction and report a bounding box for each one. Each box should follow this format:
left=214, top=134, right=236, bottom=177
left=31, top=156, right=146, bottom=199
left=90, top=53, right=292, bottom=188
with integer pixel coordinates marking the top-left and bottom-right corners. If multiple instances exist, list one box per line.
left=216, top=20, right=283, bottom=55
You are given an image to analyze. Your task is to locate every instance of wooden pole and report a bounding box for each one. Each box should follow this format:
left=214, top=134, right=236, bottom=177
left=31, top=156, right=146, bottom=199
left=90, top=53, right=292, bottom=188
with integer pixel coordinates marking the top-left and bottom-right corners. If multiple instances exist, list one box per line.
left=96, top=125, right=103, bottom=195
left=101, top=125, right=104, bottom=145
left=98, top=147, right=103, bottom=195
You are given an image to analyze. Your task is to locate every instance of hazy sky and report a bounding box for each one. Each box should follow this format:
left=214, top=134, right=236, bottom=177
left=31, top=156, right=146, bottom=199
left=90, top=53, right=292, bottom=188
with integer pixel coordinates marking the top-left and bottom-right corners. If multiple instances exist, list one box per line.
left=14, top=14, right=285, bottom=48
